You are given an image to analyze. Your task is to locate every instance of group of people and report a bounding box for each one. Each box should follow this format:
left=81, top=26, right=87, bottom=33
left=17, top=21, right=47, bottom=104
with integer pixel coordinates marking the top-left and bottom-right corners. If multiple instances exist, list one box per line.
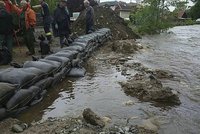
left=0, top=0, right=94, bottom=59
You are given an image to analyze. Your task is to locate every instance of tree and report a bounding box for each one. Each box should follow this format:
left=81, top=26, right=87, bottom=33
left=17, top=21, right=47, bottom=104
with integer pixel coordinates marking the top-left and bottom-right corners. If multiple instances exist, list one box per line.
left=130, top=0, right=172, bottom=34
left=189, top=0, right=200, bottom=19
left=170, top=0, right=188, bottom=10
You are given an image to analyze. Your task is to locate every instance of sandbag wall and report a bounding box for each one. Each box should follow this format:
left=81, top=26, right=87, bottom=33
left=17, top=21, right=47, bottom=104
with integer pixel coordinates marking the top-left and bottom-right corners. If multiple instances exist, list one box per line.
left=0, top=28, right=111, bottom=120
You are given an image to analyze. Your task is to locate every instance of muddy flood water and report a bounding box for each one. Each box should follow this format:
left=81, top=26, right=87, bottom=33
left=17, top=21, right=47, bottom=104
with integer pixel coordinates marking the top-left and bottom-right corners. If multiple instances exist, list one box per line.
left=17, top=25, right=200, bottom=134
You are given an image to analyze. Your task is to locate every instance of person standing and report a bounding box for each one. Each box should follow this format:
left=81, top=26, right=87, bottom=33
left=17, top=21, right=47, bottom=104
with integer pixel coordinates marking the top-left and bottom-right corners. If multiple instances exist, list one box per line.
left=0, top=0, right=13, bottom=55
left=11, top=0, right=36, bottom=55
left=53, top=0, right=70, bottom=48
left=84, top=0, right=94, bottom=34
left=32, top=0, right=52, bottom=42
left=3, top=0, right=12, bottom=12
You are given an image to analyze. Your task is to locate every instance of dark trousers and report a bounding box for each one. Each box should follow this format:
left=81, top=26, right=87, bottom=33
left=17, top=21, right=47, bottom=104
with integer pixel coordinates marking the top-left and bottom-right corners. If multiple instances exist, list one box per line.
left=59, top=34, right=69, bottom=47
left=44, top=23, right=52, bottom=41
left=86, top=22, right=94, bottom=34
left=23, top=28, right=35, bottom=54
left=0, top=34, right=13, bottom=54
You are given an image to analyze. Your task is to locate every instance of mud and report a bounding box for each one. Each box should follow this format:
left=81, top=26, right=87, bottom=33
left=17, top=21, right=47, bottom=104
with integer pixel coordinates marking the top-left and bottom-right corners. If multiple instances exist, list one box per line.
left=120, top=74, right=180, bottom=105
left=111, top=39, right=141, bottom=54
left=0, top=116, right=156, bottom=134
left=82, top=108, right=105, bottom=127
left=72, top=6, right=141, bottom=40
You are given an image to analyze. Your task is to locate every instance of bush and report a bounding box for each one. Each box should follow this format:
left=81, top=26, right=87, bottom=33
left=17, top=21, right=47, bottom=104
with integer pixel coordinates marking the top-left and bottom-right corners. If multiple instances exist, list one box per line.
left=130, top=4, right=172, bottom=35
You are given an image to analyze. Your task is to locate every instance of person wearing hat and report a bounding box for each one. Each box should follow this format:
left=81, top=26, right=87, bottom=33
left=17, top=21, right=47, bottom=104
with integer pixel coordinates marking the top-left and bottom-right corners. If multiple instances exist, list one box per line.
left=10, top=0, right=36, bottom=55
left=32, top=0, right=52, bottom=42
left=84, top=0, right=94, bottom=34
left=53, top=0, right=70, bottom=48
left=0, top=0, right=13, bottom=55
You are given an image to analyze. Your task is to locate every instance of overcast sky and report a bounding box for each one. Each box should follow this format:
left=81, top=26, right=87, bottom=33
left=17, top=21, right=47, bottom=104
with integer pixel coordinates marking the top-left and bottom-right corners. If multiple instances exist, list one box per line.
left=99, top=0, right=194, bottom=11
left=100, top=0, right=194, bottom=6
left=100, top=0, right=137, bottom=3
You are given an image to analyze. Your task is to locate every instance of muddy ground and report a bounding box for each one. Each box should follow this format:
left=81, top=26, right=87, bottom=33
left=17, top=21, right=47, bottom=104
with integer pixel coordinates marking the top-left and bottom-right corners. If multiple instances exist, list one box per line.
left=0, top=35, right=180, bottom=133
left=2, top=20, right=199, bottom=133
left=0, top=116, right=156, bottom=134
left=72, top=6, right=141, bottom=40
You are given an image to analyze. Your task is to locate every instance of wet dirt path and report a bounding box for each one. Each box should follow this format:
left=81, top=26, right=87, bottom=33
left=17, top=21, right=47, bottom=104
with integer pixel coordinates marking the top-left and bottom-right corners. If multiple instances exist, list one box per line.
left=17, top=25, right=200, bottom=134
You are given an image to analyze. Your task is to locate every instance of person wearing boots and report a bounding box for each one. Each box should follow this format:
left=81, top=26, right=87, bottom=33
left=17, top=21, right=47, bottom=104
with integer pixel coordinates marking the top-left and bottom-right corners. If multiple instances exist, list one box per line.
left=10, top=0, right=36, bottom=55
left=32, top=0, right=52, bottom=42
left=53, top=0, right=70, bottom=48
left=84, top=0, right=94, bottom=34
left=0, top=0, right=13, bottom=55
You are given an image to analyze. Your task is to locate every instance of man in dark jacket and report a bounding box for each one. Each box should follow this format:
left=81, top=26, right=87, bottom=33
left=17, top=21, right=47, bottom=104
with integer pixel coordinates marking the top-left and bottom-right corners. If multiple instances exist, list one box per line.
left=33, top=0, right=52, bottom=42
left=84, top=0, right=94, bottom=34
left=0, top=1, right=13, bottom=54
left=53, top=0, right=70, bottom=48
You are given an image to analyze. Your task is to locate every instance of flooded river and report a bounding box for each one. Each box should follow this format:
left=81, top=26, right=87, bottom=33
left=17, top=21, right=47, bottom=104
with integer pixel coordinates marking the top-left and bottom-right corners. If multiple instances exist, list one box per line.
left=18, top=25, right=200, bottom=134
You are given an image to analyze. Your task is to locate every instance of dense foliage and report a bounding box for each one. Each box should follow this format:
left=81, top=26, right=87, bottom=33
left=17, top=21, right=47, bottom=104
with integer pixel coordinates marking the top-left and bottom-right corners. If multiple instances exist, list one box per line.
left=129, top=0, right=173, bottom=34
left=189, top=0, right=200, bottom=19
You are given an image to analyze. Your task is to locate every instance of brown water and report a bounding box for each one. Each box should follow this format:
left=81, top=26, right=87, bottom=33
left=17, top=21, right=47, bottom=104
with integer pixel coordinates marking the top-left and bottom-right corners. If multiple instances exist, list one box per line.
left=18, top=25, right=200, bottom=134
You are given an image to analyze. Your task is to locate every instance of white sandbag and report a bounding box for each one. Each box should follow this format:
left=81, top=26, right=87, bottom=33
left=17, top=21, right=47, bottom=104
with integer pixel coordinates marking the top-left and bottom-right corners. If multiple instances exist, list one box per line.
left=39, top=59, right=62, bottom=71
left=54, top=51, right=76, bottom=60
left=28, top=86, right=41, bottom=98
left=23, top=61, right=58, bottom=74
left=45, top=55, right=70, bottom=68
left=6, top=89, right=33, bottom=111
left=67, top=67, right=86, bottom=77
left=0, top=82, right=17, bottom=105
left=34, top=77, right=54, bottom=90
left=22, top=67, right=47, bottom=87
left=52, top=72, right=63, bottom=85
left=60, top=67, right=71, bottom=77
left=0, top=68, right=36, bottom=88
left=71, top=42, right=87, bottom=49
left=62, top=45, right=84, bottom=52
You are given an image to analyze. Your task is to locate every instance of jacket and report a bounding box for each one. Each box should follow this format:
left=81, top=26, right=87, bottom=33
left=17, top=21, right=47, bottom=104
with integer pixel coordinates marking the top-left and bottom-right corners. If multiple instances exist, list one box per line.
left=53, top=5, right=70, bottom=36
left=41, top=2, right=52, bottom=24
left=86, top=6, right=94, bottom=26
left=11, top=5, right=36, bottom=30
left=0, top=7, right=13, bottom=34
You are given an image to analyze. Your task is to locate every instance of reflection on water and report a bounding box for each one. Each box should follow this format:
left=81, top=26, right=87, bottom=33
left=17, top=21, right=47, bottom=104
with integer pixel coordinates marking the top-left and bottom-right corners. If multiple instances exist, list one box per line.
left=18, top=25, right=200, bottom=134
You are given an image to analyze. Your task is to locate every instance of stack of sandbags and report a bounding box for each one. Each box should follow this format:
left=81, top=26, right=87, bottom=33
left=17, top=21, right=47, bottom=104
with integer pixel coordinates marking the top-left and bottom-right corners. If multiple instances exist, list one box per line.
left=0, top=28, right=111, bottom=120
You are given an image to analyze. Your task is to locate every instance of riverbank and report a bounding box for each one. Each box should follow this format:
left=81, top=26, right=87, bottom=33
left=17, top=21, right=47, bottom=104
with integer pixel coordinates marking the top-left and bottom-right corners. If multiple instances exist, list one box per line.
left=3, top=39, right=180, bottom=134
left=1, top=25, right=200, bottom=133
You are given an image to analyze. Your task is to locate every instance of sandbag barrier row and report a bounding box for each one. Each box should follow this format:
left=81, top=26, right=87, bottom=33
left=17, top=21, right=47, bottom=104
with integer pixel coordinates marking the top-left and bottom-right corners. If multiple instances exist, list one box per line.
left=0, top=28, right=112, bottom=120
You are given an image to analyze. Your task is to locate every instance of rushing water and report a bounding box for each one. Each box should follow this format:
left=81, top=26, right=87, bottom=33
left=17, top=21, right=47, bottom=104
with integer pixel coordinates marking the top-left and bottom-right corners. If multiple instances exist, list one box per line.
left=18, top=25, right=200, bottom=134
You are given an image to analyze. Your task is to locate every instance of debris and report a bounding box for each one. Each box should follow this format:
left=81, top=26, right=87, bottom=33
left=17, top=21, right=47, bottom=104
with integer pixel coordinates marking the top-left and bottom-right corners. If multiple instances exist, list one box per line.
left=12, top=124, right=24, bottom=133
left=82, top=108, right=105, bottom=128
left=112, top=39, right=139, bottom=54
left=123, top=100, right=135, bottom=106
left=141, top=119, right=159, bottom=132
left=101, top=116, right=112, bottom=124
left=120, top=74, right=180, bottom=105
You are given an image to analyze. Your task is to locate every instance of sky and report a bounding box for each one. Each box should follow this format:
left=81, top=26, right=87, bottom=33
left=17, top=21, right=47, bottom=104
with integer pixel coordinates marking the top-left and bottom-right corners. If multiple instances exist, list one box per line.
left=100, top=0, right=137, bottom=2
left=100, top=0, right=194, bottom=6
left=99, top=0, right=194, bottom=11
